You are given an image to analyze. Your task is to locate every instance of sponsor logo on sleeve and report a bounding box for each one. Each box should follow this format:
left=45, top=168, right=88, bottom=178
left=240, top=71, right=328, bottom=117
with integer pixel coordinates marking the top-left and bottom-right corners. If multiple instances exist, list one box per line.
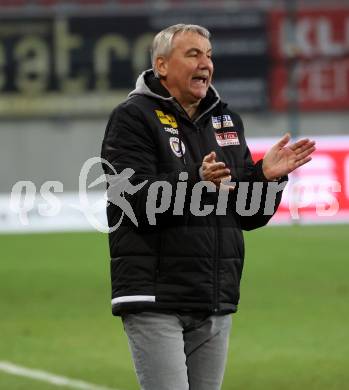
left=215, top=131, right=240, bottom=146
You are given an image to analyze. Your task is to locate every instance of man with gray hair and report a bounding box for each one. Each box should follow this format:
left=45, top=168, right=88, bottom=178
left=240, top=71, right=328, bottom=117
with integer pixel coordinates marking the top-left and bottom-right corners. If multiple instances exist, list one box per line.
left=101, top=24, right=315, bottom=389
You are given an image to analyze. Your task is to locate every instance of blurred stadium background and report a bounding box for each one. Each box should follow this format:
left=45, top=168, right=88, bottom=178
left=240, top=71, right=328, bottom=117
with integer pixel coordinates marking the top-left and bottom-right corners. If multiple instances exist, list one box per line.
left=0, top=0, right=348, bottom=389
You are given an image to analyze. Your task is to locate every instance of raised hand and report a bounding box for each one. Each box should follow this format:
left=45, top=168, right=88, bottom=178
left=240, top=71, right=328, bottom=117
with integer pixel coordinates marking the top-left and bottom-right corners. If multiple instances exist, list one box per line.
left=201, top=151, right=235, bottom=189
left=262, top=133, right=316, bottom=181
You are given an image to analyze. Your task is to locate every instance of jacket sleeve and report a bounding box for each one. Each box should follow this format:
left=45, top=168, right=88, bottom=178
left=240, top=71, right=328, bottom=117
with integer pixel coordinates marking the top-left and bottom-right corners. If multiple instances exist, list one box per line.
left=229, top=113, right=287, bottom=231
left=101, top=101, right=201, bottom=229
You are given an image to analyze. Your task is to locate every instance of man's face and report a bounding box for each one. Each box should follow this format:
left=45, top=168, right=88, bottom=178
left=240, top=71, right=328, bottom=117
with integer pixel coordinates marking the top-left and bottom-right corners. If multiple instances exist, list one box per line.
left=157, top=31, right=214, bottom=107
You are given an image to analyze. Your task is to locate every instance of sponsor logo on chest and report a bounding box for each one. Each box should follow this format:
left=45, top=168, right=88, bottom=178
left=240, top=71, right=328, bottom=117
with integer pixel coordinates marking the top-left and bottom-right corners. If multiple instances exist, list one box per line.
left=155, top=109, right=179, bottom=135
left=212, top=114, right=234, bottom=129
left=164, top=126, right=178, bottom=135
left=154, top=110, right=185, bottom=157
left=155, top=110, right=178, bottom=128
left=215, top=131, right=240, bottom=147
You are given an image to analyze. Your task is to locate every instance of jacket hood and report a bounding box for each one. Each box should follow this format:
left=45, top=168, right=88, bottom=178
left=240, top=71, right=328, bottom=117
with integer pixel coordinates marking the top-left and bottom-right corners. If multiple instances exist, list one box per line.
left=128, top=69, right=222, bottom=117
left=129, top=69, right=174, bottom=102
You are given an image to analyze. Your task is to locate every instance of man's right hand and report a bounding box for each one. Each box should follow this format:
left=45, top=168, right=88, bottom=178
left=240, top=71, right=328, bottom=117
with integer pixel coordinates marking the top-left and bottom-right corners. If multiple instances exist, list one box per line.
left=200, top=151, right=233, bottom=188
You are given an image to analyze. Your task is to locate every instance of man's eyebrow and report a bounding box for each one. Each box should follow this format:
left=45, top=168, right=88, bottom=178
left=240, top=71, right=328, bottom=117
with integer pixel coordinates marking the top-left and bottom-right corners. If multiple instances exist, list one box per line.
left=185, top=47, right=212, bottom=54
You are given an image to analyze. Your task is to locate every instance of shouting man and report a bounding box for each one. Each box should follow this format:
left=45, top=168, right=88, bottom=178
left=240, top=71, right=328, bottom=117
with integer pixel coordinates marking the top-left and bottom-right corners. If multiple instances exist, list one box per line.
left=101, top=24, right=315, bottom=390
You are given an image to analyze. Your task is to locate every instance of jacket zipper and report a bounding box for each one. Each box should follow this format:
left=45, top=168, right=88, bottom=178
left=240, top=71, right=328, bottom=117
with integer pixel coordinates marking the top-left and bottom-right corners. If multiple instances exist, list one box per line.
left=175, top=104, right=220, bottom=312
left=156, top=231, right=163, bottom=281
left=195, top=122, right=219, bottom=312
left=213, top=218, right=220, bottom=312
left=194, top=123, right=205, bottom=157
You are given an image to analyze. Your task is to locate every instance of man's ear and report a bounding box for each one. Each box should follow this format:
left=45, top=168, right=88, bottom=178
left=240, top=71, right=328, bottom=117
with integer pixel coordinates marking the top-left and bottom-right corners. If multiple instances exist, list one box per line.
left=155, top=56, right=168, bottom=78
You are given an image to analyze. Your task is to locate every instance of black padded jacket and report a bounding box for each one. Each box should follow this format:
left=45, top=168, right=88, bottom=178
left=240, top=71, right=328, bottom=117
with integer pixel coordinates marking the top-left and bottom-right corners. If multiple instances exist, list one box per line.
left=101, top=70, right=286, bottom=316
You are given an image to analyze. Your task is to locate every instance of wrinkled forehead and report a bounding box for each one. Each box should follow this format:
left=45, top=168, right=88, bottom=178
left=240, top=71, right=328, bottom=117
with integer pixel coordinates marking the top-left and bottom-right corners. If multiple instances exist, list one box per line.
left=171, top=31, right=212, bottom=53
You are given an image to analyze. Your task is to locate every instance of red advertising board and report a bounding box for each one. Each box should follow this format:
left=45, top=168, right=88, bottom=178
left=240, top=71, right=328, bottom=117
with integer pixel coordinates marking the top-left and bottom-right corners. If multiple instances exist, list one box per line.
left=249, top=136, right=349, bottom=224
left=269, top=9, right=349, bottom=111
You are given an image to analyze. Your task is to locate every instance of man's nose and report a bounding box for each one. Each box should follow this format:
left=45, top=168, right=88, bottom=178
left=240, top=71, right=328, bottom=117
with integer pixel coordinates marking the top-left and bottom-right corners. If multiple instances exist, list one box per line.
left=199, top=56, right=212, bottom=70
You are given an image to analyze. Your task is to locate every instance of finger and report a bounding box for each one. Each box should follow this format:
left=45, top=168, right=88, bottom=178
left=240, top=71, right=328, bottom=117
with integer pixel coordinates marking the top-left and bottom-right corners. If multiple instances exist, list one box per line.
left=205, top=168, right=231, bottom=181
left=220, top=175, right=232, bottom=184
left=203, top=161, right=226, bottom=172
left=293, top=142, right=316, bottom=157
left=295, top=146, right=316, bottom=161
left=289, top=138, right=314, bottom=152
left=209, top=168, right=231, bottom=180
left=222, top=184, right=236, bottom=192
left=276, top=133, right=291, bottom=148
left=218, top=184, right=236, bottom=191
left=203, top=151, right=216, bottom=163
left=297, top=140, right=316, bottom=149
left=218, top=177, right=236, bottom=191
left=295, top=156, right=312, bottom=169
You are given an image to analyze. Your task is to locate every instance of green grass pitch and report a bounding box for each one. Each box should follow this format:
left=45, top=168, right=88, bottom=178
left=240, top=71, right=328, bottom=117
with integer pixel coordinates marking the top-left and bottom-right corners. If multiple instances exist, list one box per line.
left=0, top=225, right=348, bottom=390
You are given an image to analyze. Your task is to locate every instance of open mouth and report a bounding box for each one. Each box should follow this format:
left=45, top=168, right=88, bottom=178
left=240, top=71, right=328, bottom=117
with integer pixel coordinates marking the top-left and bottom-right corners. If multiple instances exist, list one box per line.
left=192, top=75, right=208, bottom=86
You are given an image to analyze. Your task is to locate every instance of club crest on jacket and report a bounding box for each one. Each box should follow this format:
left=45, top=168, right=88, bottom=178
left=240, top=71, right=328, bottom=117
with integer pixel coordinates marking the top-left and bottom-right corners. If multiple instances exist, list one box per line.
left=169, top=136, right=186, bottom=158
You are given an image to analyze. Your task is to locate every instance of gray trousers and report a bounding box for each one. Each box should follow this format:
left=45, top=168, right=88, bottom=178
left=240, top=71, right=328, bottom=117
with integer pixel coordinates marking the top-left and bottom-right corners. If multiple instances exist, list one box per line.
left=121, top=311, right=232, bottom=390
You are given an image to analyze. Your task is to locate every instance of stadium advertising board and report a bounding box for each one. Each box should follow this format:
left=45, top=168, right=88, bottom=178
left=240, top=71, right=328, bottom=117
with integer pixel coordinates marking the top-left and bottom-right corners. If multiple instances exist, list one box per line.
left=0, top=10, right=267, bottom=117
left=270, top=9, right=349, bottom=111
left=249, top=136, right=349, bottom=224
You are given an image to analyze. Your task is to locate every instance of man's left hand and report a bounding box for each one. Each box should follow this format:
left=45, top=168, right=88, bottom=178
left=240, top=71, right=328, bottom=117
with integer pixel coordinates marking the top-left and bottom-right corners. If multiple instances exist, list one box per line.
left=262, top=133, right=316, bottom=181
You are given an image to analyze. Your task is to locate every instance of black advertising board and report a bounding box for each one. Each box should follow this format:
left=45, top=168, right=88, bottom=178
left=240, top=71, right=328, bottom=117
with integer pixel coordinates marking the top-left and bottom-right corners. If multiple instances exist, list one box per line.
left=149, top=10, right=269, bottom=111
left=0, top=10, right=268, bottom=117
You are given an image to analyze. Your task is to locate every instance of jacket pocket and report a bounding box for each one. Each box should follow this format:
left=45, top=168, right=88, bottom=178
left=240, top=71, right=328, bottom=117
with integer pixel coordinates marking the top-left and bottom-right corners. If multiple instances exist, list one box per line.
left=111, top=255, right=157, bottom=297
left=219, top=257, right=243, bottom=305
left=156, top=256, right=214, bottom=304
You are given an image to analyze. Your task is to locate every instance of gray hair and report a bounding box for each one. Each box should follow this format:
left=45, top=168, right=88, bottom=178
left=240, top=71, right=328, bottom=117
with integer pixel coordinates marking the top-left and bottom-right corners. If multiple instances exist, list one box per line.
left=151, top=24, right=211, bottom=78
